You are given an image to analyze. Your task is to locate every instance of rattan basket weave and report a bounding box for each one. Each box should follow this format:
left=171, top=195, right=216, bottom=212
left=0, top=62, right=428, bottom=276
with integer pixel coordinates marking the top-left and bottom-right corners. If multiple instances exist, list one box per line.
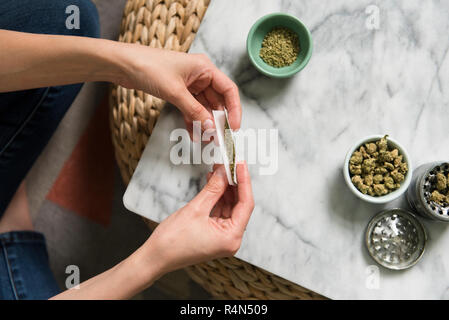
left=109, top=0, right=325, bottom=300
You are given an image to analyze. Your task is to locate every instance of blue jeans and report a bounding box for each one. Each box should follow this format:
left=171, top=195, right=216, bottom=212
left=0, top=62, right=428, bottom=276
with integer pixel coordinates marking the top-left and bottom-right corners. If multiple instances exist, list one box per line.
left=0, top=0, right=100, bottom=299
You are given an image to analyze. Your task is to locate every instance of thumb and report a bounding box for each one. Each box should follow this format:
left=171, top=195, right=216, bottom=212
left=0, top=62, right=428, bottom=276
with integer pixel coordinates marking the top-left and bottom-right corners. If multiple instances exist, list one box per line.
left=175, top=88, right=214, bottom=130
left=190, top=166, right=227, bottom=213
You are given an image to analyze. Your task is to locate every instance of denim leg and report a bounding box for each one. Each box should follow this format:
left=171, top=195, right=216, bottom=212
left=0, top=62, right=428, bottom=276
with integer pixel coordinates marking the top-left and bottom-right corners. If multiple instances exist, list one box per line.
left=0, top=0, right=100, bottom=37
left=0, top=0, right=101, bottom=300
left=0, top=84, right=85, bottom=214
left=0, top=0, right=100, bottom=215
left=0, top=231, right=60, bottom=300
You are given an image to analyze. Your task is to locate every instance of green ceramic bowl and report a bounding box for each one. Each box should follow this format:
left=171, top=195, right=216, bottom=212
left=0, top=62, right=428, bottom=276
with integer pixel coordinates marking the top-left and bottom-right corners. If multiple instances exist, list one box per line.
left=247, top=13, right=313, bottom=78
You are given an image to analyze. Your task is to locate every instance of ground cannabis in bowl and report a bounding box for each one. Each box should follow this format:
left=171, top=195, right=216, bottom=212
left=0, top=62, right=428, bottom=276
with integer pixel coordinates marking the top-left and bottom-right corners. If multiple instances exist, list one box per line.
left=349, top=136, right=408, bottom=197
left=259, top=27, right=300, bottom=68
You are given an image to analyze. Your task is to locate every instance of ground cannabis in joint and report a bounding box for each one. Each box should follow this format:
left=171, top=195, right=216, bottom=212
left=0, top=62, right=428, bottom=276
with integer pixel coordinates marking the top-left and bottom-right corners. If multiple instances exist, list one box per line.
left=429, top=172, right=449, bottom=206
left=349, top=135, right=408, bottom=197
left=224, top=119, right=235, bottom=179
left=259, top=27, right=300, bottom=68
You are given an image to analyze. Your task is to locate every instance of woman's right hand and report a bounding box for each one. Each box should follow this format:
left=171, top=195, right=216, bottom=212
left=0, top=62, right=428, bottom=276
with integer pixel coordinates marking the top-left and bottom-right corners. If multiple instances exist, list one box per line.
left=142, top=162, right=254, bottom=275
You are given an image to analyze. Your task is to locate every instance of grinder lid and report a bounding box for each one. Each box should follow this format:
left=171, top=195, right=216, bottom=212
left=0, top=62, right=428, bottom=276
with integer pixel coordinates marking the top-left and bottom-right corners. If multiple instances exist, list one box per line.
left=365, top=208, right=427, bottom=270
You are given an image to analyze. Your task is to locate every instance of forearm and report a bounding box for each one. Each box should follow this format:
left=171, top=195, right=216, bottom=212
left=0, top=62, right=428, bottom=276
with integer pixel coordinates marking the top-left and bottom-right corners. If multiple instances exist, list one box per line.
left=51, top=244, right=166, bottom=300
left=0, top=30, right=125, bottom=92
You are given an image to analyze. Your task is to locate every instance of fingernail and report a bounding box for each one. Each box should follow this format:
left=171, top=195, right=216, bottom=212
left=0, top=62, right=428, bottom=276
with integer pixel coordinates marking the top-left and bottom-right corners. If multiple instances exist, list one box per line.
left=192, top=132, right=200, bottom=142
left=214, top=165, right=226, bottom=177
left=203, top=119, right=214, bottom=131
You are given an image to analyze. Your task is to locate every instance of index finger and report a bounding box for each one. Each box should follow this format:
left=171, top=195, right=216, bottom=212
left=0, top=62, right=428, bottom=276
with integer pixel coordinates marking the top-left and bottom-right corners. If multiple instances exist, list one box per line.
left=211, top=68, right=242, bottom=129
left=231, top=162, right=255, bottom=231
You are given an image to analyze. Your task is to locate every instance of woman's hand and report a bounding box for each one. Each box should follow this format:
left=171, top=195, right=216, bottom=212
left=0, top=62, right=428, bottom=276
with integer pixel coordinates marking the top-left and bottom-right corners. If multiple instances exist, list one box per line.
left=0, top=30, right=249, bottom=299
left=52, top=163, right=254, bottom=300
left=142, top=162, right=254, bottom=275
left=117, top=45, right=242, bottom=134
left=0, top=31, right=241, bottom=135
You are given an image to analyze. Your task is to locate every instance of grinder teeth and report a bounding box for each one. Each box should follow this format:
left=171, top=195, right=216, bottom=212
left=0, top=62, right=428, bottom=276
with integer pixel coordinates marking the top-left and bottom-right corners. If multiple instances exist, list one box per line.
left=422, top=163, right=449, bottom=218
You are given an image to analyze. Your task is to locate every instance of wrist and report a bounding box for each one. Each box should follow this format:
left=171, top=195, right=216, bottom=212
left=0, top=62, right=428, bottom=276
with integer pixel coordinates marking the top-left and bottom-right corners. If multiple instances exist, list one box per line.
left=102, top=41, right=137, bottom=87
left=126, top=241, right=167, bottom=288
left=107, top=42, right=162, bottom=90
left=80, top=38, right=130, bottom=85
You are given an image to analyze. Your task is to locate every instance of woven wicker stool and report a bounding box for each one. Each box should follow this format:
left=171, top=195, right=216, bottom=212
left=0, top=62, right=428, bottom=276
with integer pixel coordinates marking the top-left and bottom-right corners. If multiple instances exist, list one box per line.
left=109, top=0, right=325, bottom=300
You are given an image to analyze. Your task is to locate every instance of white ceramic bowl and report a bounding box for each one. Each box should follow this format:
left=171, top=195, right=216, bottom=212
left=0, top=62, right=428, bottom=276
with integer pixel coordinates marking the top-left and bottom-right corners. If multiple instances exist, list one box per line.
left=343, top=135, right=413, bottom=204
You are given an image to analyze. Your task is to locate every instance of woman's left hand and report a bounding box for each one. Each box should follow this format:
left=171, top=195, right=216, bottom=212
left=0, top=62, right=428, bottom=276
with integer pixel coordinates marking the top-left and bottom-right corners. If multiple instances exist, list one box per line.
left=116, top=45, right=242, bottom=136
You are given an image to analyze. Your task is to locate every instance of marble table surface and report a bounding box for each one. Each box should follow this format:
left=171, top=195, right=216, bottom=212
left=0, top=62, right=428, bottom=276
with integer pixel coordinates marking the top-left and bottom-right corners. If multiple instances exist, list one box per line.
left=123, top=0, right=449, bottom=299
